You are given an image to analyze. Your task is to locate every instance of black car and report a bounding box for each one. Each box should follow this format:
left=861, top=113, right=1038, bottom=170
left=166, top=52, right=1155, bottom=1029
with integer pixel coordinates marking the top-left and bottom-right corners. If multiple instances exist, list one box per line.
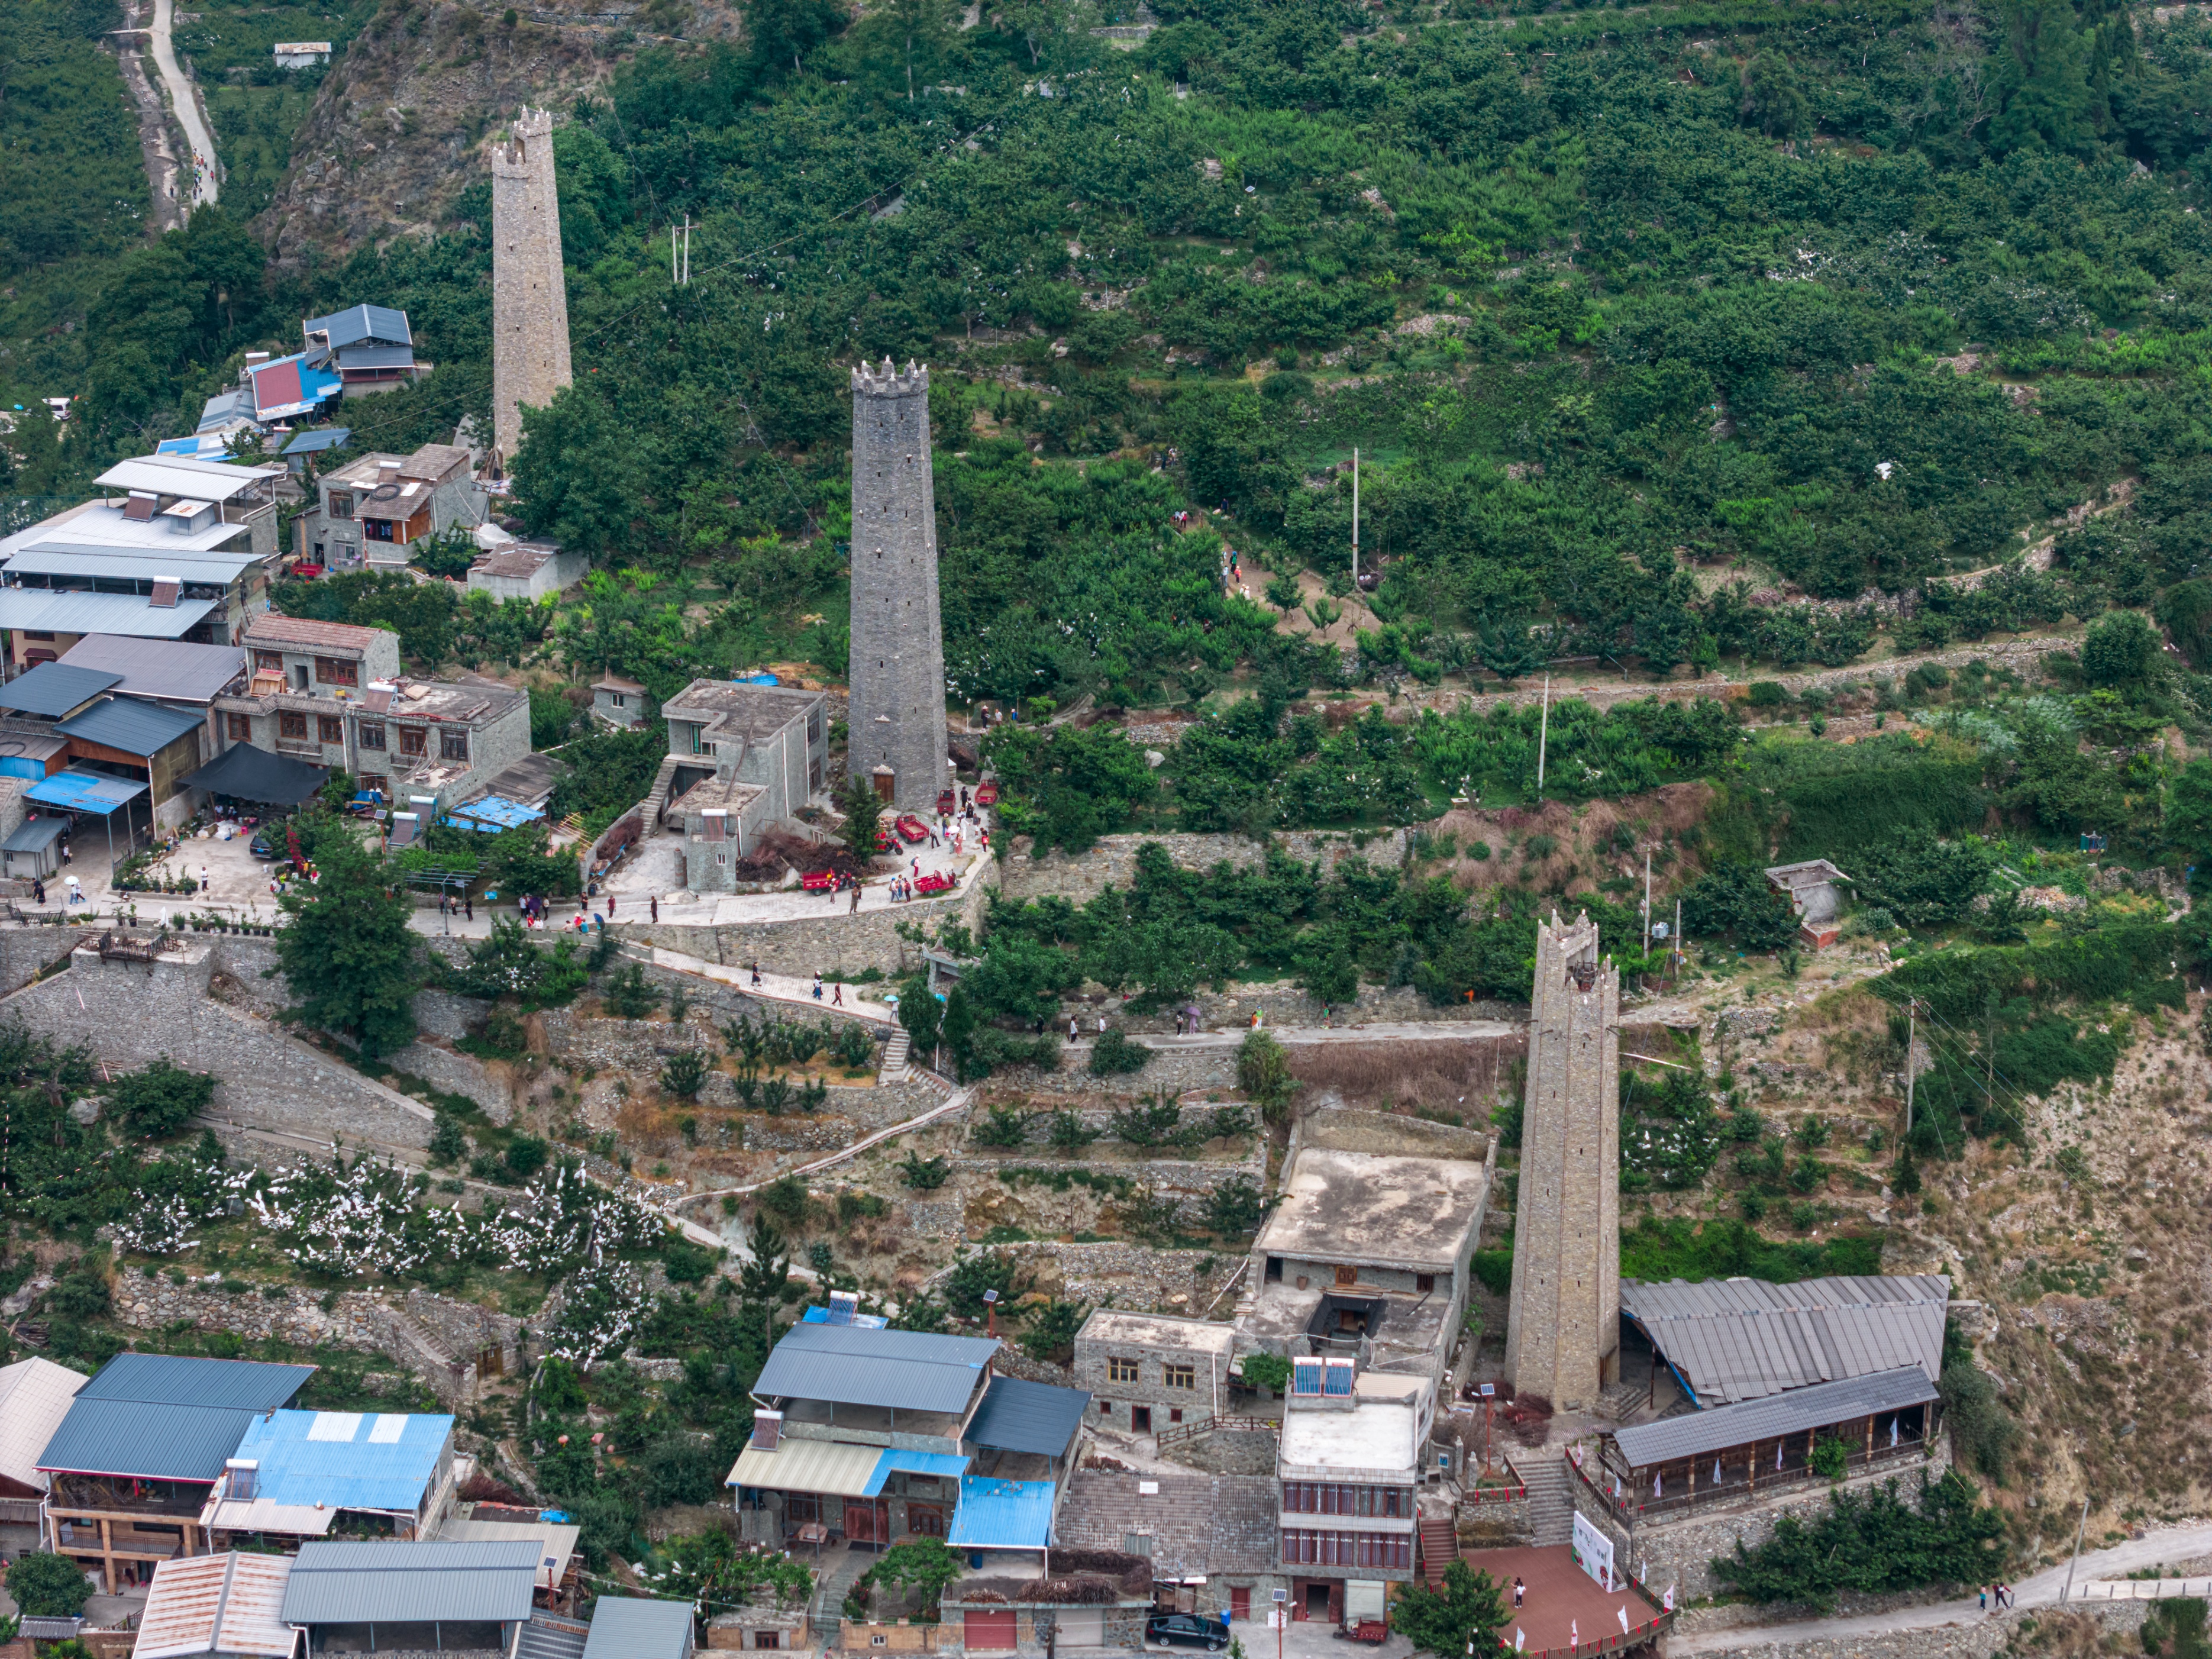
left=1147, top=1615, right=1229, bottom=1652
left=248, top=832, right=279, bottom=861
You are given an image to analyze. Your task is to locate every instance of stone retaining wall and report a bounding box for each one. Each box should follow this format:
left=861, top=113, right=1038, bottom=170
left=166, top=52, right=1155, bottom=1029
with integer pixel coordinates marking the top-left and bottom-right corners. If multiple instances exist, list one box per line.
left=1064, top=980, right=1517, bottom=1034
left=1691, top=1600, right=2155, bottom=1659
left=611, top=869, right=993, bottom=979
left=1005, top=1048, right=1239, bottom=1099
left=1570, top=1437, right=1955, bottom=1603
left=387, top=1040, right=515, bottom=1121
left=931, top=1241, right=1242, bottom=1315
left=1002, top=830, right=1412, bottom=905
left=1159, top=1428, right=1280, bottom=1478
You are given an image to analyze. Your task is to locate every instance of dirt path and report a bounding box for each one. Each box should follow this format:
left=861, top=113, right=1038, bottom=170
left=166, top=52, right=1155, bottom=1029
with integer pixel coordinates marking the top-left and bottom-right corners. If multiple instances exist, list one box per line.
left=109, top=0, right=186, bottom=235
left=149, top=0, right=218, bottom=209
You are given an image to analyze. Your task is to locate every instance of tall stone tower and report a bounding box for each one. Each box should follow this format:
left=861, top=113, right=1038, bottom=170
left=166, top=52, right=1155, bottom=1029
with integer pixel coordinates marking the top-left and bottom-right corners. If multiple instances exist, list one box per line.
left=1504, top=911, right=1621, bottom=1413
left=847, top=359, right=947, bottom=813
left=490, top=107, right=573, bottom=468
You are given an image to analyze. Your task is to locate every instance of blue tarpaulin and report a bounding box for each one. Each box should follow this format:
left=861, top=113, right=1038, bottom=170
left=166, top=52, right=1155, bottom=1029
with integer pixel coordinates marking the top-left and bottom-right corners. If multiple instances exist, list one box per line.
left=945, top=1477, right=1055, bottom=1551
left=26, top=772, right=148, bottom=815
left=443, top=795, right=544, bottom=832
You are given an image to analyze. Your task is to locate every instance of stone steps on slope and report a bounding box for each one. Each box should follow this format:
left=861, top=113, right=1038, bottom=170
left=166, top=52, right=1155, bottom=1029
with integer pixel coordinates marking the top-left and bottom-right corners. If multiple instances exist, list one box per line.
left=1522, top=1455, right=1574, bottom=1547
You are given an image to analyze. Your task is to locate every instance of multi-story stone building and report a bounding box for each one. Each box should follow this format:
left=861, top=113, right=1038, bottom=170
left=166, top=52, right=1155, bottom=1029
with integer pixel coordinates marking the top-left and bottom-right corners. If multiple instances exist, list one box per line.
left=1504, top=912, right=1620, bottom=1413
left=1275, top=1362, right=1426, bottom=1626
left=295, top=444, right=484, bottom=570
left=1073, top=1311, right=1238, bottom=1439
left=847, top=359, right=947, bottom=813
left=215, top=616, right=529, bottom=808
left=657, top=679, right=829, bottom=890
left=490, top=109, right=573, bottom=467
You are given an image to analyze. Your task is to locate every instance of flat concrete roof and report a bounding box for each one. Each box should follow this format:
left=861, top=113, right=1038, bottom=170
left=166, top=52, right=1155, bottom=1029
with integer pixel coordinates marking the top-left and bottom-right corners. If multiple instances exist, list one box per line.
left=1238, top=1281, right=1451, bottom=1378
left=1278, top=1396, right=1419, bottom=1476
left=664, top=679, right=821, bottom=744
left=1254, top=1148, right=1487, bottom=1273
left=1076, top=1311, right=1238, bottom=1355
left=674, top=773, right=767, bottom=815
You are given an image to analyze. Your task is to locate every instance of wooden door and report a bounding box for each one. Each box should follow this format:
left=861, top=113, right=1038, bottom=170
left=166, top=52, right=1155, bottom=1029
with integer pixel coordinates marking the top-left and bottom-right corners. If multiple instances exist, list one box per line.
left=965, top=1611, right=1018, bottom=1651
left=844, top=1499, right=879, bottom=1543
left=1231, top=1589, right=1251, bottom=1623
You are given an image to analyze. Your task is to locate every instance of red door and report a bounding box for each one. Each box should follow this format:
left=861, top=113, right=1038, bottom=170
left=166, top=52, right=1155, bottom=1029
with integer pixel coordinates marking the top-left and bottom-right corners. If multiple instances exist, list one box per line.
left=965, top=1611, right=1019, bottom=1650
left=908, top=1503, right=945, bottom=1537
left=1231, top=1589, right=1252, bottom=1623
left=844, top=1500, right=880, bottom=1543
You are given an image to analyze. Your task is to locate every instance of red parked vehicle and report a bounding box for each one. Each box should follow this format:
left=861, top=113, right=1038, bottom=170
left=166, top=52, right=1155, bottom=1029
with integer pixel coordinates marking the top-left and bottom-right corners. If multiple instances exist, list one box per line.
left=937, top=789, right=956, bottom=815
left=801, top=870, right=838, bottom=892
left=913, top=871, right=957, bottom=896
left=895, top=814, right=929, bottom=844
left=974, top=780, right=999, bottom=807
left=875, top=828, right=899, bottom=853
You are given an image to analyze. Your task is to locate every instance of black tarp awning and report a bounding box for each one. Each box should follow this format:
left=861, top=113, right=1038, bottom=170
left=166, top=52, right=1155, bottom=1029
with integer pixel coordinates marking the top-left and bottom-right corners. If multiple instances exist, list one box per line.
left=182, top=742, right=330, bottom=806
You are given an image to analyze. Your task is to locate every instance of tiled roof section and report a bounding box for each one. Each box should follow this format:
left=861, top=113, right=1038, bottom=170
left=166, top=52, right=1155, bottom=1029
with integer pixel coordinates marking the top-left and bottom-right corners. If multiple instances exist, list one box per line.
left=401, top=443, right=472, bottom=482
left=244, top=614, right=389, bottom=653
left=1055, top=1470, right=1282, bottom=1579
left=1619, top=1274, right=1949, bottom=1406
left=1610, top=1366, right=1940, bottom=1468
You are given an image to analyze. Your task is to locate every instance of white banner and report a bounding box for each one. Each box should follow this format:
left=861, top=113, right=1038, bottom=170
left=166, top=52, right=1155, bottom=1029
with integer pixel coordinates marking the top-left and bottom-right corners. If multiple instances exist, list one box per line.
left=1571, top=1510, right=1616, bottom=1593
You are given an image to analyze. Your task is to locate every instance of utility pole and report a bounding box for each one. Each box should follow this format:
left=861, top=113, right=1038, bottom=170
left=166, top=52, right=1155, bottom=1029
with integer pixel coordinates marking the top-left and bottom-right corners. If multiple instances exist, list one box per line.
left=1673, top=898, right=1683, bottom=986
left=1351, top=447, right=1360, bottom=594
left=2062, top=1493, right=2091, bottom=1604
left=1904, top=998, right=1919, bottom=1135
left=1535, top=673, right=1551, bottom=800
left=1642, top=846, right=1653, bottom=957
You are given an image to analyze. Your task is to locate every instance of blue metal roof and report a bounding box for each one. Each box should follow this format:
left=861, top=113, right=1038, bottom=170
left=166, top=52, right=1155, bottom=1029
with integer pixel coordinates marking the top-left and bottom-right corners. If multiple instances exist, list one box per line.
left=57, top=696, right=206, bottom=756
left=863, top=1448, right=970, bottom=1497
left=443, top=795, right=543, bottom=832
left=965, top=1377, right=1091, bottom=1459
left=282, top=428, right=353, bottom=456
left=753, top=1324, right=999, bottom=1416
left=40, top=1355, right=312, bottom=1480
left=80, top=1353, right=315, bottom=1410
left=0, top=664, right=124, bottom=718
left=226, top=1409, right=455, bottom=1513
left=25, top=772, right=148, bottom=814
left=582, top=1597, right=696, bottom=1659
left=946, top=1477, right=1055, bottom=1550
left=304, top=304, right=412, bottom=350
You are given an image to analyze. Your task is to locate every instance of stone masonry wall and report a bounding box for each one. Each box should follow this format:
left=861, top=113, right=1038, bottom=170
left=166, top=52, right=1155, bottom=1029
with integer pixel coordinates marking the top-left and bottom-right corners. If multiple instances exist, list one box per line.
left=387, top=1040, right=515, bottom=1121
left=1689, top=1599, right=2153, bottom=1659
left=0, top=940, right=435, bottom=1154
left=1070, top=979, right=1517, bottom=1035
left=1001, top=830, right=1412, bottom=906
left=1569, top=1437, right=1955, bottom=1603
left=0, top=924, right=93, bottom=998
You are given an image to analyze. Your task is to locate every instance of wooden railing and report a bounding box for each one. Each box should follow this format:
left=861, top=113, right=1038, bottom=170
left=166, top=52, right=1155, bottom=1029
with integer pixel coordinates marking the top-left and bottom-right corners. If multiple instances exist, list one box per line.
left=1572, top=1435, right=1933, bottom=1523
left=1155, top=1412, right=1278, bottom=1451
left=1463, top=1455, right=1526, bottom=1504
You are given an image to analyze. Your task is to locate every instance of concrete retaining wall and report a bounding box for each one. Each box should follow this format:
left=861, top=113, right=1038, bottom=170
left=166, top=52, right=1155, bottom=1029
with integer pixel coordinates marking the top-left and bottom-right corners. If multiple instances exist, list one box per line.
left=611, top=870, right=993, bottom=979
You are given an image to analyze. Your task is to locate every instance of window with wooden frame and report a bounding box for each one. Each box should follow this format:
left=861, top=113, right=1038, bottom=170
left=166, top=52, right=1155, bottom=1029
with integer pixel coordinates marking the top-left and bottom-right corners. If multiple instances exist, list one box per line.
left=279, top=712, right=309, bottom=740
left=440, top=728, right=469, bottom=763
left=1334, top=1266, right=1358, bottom=1287
left=254, top=651, right=284, bottom=673
left=1416, top=1274, right=1435, bottom=1294
left=1163, top=1363, right=1196, bottom=1390
left=327, top=491, right=354, bottom=520
left=318, top=716, right=344, bottom=744
left=225, top=714, right=252, bottom=742
left=1107, top=1357, right=1139, bottom=1383
left=314, top=656, right=359, bottom=687
left=357, top=722, right=385, bottom=750
left=399, top=727, right=427, bottom=757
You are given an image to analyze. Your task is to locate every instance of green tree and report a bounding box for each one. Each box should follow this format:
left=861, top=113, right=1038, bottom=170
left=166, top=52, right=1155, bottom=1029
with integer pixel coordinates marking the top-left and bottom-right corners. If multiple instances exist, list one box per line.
left=1714, top=1471, right=2004, bottom=1610
left=2079, top=609, right=2161, bottom=689
left=1991, top=0, right=2097, bottom=156
left=1741, top=50, right=1809, bottom=138
left=7, top=1552, right=91, bottom=1618
left=1392, top=1560, right=1509, bottom=1659
left=1680, top=862, right=1799, bottom=951
left=108, top=1057, right=215, bottom=1138
left=451, top=919, right=590, bottom=1009
left=1236, top=1029, right=1297, bottom=1125
left=1019, top=1297, right=1090, bottom=1363
left=1855, top=830, right=1992, bottom=927
left=276, top=823, right=419, bottom=1056
left=839, top=774, right=885, bottom=862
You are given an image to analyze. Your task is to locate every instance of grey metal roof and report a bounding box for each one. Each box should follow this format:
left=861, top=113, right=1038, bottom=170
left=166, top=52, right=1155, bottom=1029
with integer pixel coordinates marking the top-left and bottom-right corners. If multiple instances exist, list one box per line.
left=582, top=1597, right=696, bottom=1659
left=753, top=1324, right=1000, bottom=1415
left=79, top=1353, right=314, bottom=1411
left=280, top=1540, right=540, bottom=1625
left=58, top=696, right=206, bottom=756
left=1620, top=1274, right=1949, bottom=1406
left=305, top=305, right=412, bottom=349
left=3, top=817, right=67, bottom=854
left=282, top=428, right=353, bottom=456
left=0, top=589, right=219, bottom=640
left=966, top=1376, right=1091, bottom=1457
left=0, top=664, right=122, bottom=716
left=335, top=344, right=418, bottom=371
left=1610, top=1366, right=1940, bottom=1468
left=11, top=544, right=264, bottom=583
left=39, top=1398, right=269, bottom=1482
left=59, top=635, right=246, bottom=703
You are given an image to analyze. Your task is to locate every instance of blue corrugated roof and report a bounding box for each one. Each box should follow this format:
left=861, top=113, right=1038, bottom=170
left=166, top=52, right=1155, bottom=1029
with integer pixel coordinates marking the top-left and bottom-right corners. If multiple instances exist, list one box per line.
left=57, top=697, right=206, bottom=756
left=226, top=1409, right=454, bottom=1513
left=965, top=1377, right=1091, bottom=1459
left=0, top=664, right=124, bottom=718
left=946, top=1477, right=1055, bottom=1550
left=443, top=795, right=542, bottom=831
left=304, top=304, right=412, bottom=350
left=282, top=428, right=353, bottom=456
left=40, top=1357, right=312, bottom=1481
left=25, top=772, right=148, bottom=814
left=863, top=1448, right=970, bottom=1497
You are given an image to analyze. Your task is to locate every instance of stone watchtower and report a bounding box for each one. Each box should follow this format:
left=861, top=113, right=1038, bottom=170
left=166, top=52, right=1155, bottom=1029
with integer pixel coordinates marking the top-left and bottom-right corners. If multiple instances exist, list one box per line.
left=847, top=359, right=947, bottom=812
left=1504, top=911, right=1621, bottom=1413
left=489, top=107, right=574, bottom=468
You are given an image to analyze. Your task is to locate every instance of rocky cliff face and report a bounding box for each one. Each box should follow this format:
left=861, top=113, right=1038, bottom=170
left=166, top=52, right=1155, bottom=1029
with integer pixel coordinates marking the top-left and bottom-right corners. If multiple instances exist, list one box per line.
left=254, top=0, right=732, bottom=270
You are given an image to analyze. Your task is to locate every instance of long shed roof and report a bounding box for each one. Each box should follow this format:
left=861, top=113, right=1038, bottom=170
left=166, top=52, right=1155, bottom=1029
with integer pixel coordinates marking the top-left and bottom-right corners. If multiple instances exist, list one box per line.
left=752, top=1323, right=999, bottom=1415
left=37, top=1354, right=313, bottom=1482
left=279, top=1539, right=540, bottom=1625
left=1620, top=1274, right=1949, bottom=1406
left=1610, top=1366, right=1940, bottom=1468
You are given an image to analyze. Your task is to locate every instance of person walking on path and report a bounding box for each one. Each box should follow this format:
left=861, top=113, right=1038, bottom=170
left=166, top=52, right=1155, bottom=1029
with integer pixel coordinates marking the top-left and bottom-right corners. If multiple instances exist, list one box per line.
left=1068, top=1015, right=1079, bottom=1044
left=850, top=885, right=862, bottom=914
left=464, top=895, right=473, bottom=922
left=1978, top=1589, right=1988, bottom=1615
left=812, top=973, right=824, bottom=1000
left=650, top=895, right=659, bottom=923
left=1513, top=1579, right=1525, bottom=1611
left=199, top=864, right=209, bottom=893
left=751, top=962, right=763, bottom=987
left=832, top=982, right=844, bottom=1006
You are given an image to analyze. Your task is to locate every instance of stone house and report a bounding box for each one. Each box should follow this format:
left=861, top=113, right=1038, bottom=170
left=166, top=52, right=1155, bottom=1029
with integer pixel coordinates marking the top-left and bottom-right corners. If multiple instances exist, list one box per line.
left=1053, top=1469, right=1284, bottom=1625
left=297, top=444, right=485, bottom=570
left=217, top=616, right=530, bottom=808
left=660, top=679, right=831, bottom=890
left=466, top=538, right=587, bottom=601
left=592, top=673, right=647, bottom=728
left=938, top=1554, right=1155, bottom=1657
left=1073, top=1311, right=1238, bottom=1439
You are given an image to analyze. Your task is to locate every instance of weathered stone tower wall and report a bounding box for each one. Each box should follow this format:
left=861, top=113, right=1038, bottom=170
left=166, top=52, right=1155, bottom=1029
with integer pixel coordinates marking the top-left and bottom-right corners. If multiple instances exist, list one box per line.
left=1504, top=912, right=1620, bottom=1413
left=490, top=107, right=573, bottom=465
left=848, top=359, right=947, bottom=812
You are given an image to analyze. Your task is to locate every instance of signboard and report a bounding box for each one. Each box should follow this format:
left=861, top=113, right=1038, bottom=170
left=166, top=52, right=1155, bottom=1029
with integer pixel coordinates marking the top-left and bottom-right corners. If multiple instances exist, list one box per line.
left=1570, top=1511, right=1616, bottom=1592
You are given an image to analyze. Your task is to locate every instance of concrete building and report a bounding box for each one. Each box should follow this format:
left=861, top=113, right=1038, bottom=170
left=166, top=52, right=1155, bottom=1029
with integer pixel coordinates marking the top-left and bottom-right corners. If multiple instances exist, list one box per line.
left=217, top=616, right=530, bottom=808
left=1073, top=1311, right=1238, bottom=1439
left=847, top=359, right=947, bottom=813
left=296, top=444, right=484, bottom=570
left=303, top=304, right=425, bottom=398
left=1505, top=912, right=1620, bottom=1414
left=658, top=679, right=830, bottom=889
left=490, top=109, right=574, bottom=466
left=1275, top=1366, right=1425, bottom=1624
left=1241, top=1147, right=1489, bottom=1393
left=591, top=673, right=647, bottom=728
left=273, top=40, right=331, bottom=65
left=466, top=537, right=586, bottom=601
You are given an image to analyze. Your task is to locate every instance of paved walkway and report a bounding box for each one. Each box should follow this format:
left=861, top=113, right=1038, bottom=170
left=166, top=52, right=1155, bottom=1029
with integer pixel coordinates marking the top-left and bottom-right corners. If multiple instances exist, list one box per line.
left=637, top=945, right=896, bottom=1024
left=150, top=0, right=217, bottom=207
left=1672, top=1522, right=2212, bottom=1654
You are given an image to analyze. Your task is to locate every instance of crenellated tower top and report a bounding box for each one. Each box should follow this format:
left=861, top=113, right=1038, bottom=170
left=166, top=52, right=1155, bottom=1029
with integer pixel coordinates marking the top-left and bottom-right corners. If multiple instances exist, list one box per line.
left=851, top=357, right=929, bottom=397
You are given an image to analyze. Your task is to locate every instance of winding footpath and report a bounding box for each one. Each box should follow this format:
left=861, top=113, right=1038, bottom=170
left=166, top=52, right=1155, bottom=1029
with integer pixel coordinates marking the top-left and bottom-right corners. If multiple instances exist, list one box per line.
left=1673, top=1522, right=2212, bottom=1654
left=149, top=0, right=218, bottom=208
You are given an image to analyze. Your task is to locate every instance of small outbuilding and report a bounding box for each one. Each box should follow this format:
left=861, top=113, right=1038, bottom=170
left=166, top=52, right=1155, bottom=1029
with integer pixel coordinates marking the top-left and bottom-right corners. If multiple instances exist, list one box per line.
left=1764, top=858, right=1852, bottom=947
left=583, top=1595, right=697, bottom=1659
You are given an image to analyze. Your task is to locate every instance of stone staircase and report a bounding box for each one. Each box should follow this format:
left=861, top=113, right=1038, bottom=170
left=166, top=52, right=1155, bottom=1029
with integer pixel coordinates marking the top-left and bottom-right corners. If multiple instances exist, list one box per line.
left=878, top=1029, right=912, bottom=1082
left=515, top=1613, right=590, bottom=1659
left=1417, top=1515, right=1458, bottom=1585
left=1523, top=1453, right=1574, bottom=1547
left=813, top=1543, right=877, bottom=1639
left=642, top=754, right=686, bottom=828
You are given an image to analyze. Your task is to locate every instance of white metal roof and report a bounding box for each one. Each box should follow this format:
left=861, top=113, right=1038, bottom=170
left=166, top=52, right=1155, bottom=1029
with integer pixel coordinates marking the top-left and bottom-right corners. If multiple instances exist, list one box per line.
left=1620, top=1274, right=1950, bottom=1406
left=0, top=1355, right=88, bottom=1493
left=95, top=455, right=283, bottom=501
left=0, top=501, right=261, bottom=557
left=434, top=1517, right=581, bottom=1591
left=135, top=1551, right=297, bottom=1659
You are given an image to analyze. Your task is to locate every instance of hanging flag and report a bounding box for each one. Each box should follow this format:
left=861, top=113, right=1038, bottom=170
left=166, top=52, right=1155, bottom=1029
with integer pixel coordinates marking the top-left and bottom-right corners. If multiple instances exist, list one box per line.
left=1776, top=1441, right=1784, bottom=1471
left=1618, top=1608, right=1631, bottom=1635
left=1653, top=1470, right=1662, bottom=1497
left=1515, top=1631, right=1525, bottom=1653
left=1713, top=1457, right=1723, bottom=1484
left=1664, top=1584, right=1677, bottom=1613
left=1571, top=1619, right=1579, bottom=1648
left=1890, top=1417, right=1900, bottom=1449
